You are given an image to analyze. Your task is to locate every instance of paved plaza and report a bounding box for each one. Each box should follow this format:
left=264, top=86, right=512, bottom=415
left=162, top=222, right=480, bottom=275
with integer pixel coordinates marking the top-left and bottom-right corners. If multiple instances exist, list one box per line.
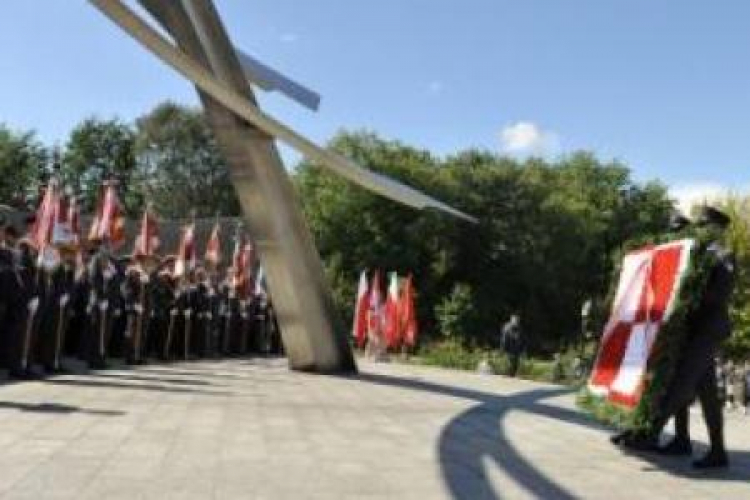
left=0, top=358, right=748, bottom=499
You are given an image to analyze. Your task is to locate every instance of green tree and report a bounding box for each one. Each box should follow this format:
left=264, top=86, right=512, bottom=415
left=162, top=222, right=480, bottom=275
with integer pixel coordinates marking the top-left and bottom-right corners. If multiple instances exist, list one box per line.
left=435, top=283, right=478, bottom=342
left=0, top=125, right=47, bottom=209
left=721, top=195, right=750, bottom=359
left=134, top=102, right=240, bottom=218
left=294, top=131, right=673, bottom=354
left=61, top=117, right=140, bottom=214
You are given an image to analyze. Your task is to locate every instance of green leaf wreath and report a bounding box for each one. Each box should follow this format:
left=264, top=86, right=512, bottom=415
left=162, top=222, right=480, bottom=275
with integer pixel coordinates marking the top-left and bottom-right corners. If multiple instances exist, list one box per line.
left=577, top=228, right=717, bottom=432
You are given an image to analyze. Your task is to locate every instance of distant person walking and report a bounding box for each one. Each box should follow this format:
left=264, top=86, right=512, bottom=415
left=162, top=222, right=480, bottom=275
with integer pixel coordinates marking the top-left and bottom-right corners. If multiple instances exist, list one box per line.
left=501, top=315, right=524, bottom=377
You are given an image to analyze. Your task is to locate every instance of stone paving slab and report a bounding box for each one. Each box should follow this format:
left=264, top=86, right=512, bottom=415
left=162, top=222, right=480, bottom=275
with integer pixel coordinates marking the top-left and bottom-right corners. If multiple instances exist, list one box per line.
left=0, top=358, right=748, bottom=499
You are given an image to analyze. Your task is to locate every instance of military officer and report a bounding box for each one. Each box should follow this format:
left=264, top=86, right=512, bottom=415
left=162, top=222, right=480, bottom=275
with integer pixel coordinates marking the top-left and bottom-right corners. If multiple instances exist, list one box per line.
left=622, top=206, right=735, bottom=468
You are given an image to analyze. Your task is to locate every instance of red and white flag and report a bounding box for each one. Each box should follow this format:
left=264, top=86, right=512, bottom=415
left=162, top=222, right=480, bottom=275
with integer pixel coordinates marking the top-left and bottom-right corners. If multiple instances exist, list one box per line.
left=352, top=270, right=369, bottom=348
left=588, top=239, right=694, bottom=408
left=89, top=181, right=125, bottom=247
left=134, top=205, right=160, bottom=257
left=174, top=222, right=196, bottom=277
left=384, top=272, right=401, bottom=349
left=400, top=274, right=419, bottom=348
left=67, top=195, right=84, bottom=268
left=30, top=179, right=59, bottom=250
left=367, top=270, right=384, bottom=342
left=88, top=185, right=104, bottom=242
left=230, top=231, right=246, bottom=290
left=205, top=221, right=221, bottom=267
left=51, top=192, right=76, bottom=248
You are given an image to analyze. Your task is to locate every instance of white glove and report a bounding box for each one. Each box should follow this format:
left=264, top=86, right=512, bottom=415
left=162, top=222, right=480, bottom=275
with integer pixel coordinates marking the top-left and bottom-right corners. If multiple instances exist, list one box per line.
left=28, top=297, right=40, bottom=312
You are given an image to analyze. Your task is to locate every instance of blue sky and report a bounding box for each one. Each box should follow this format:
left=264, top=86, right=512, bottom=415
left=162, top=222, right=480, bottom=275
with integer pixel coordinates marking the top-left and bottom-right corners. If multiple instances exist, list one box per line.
left=1, top=1, right=749, bottom=206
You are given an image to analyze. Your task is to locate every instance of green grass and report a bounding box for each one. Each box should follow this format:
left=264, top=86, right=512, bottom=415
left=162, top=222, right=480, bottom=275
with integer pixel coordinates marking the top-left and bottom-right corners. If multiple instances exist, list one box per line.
left=403, top=339, right=586, bottom=386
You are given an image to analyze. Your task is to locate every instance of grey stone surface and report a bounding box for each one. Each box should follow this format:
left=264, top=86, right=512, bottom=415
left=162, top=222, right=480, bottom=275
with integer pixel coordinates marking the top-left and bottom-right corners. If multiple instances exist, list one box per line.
left=0, top=359, right=748, bottom=499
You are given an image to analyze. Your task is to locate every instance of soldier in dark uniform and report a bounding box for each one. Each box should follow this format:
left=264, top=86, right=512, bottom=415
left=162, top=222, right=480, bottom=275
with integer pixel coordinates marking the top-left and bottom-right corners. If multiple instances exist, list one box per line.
left=9, top=240, right=42, bottom=378
left=254, top=293, right=268, bottom=355
left=107, top=259, right=128, bottom=359
left=65, top=257, right=91, bottom=361
left=0, top=229, right=25, bottom=372
left=623, top=206, right=735, bottom=468
left=501, top=315, right=524, bottom=377
left=86, top=248, right=117, bottom=369
left=148, top=268, right=172, bottom=360
left=36, top=252, right=76, bottom=373
left=267, top=302, right=282, bottom=355
left=122, top=261, right=151, bottom=364
left=194, top=268, right=214, bottom=357
left=218, top=279, right=232, bottom=355
left=170, top=276, right=192, bottom=360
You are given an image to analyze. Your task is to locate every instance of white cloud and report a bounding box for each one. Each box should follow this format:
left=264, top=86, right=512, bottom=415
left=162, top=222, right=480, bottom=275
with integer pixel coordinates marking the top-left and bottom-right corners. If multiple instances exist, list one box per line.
left=279, top=32, right=298, bottom=43
left=500, top=121, right=560, bottom=156
left=668, top=182, right=747, bottom=215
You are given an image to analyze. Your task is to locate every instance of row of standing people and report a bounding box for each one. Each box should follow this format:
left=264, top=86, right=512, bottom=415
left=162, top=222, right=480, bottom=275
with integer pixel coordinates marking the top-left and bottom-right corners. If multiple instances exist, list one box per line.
left=0, top=228, right=281, bottom=379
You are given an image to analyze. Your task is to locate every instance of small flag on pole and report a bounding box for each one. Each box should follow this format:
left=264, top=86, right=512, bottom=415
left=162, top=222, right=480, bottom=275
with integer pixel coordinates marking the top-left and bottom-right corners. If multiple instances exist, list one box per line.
left=384, top=271, right=401, bottom=349
left=89, top=181, right=125, bottom=248
left=401, top=274, right=418, bottom=348
left=205, top=219, right=222, bottom=267
left=367, top=270, right=384, bottom=343
left=353, top=270, right=369, bottom=348
left=174, top=221, right=196, bottom=277
left=134, top=204, right=160, bottom=257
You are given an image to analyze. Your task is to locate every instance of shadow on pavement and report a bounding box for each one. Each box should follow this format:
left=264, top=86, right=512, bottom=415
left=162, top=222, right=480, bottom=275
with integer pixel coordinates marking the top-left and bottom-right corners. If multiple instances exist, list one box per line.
left=42, top=377, right=233, bottom=396
left=88, top=371, right=217, bottom=387
left=622, top=446, right=750, bottom=482
left=356, top=371, right=749, bottom=500
left=0, top=400, right=125, bottom=416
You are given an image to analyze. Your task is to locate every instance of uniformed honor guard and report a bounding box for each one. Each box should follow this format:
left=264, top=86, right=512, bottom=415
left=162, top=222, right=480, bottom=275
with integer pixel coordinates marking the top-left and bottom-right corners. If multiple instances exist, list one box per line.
left=621, top=206, right=736, bottom=468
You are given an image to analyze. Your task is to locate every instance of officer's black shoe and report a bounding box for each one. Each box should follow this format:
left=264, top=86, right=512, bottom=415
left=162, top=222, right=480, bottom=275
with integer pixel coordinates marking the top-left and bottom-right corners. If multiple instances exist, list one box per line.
left=657, top=437, right=692, bottom=456
left=610, top=430, right=632, bottom=446
left=692, top=450, right=729, bottom=469
left=8, top=368, right=32, bottom=380
left=621, top=432, right=660, bottom=452
left=89, top=359, right=107, bottom=370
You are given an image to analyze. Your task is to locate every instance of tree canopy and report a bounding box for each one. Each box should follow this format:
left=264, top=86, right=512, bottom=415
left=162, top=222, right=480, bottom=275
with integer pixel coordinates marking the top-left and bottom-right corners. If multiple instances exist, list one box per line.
left=0, top=124, right=47, bottom=210
left=1, top=106, right=747, bottom=358
left=295, top=132, right=673, bottom=352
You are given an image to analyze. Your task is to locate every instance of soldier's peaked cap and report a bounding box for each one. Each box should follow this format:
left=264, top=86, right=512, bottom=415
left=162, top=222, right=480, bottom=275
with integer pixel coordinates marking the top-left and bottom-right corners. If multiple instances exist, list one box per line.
left=696, top=205, right=731, bottom=228
left=668, top=212, right=692, bottom=232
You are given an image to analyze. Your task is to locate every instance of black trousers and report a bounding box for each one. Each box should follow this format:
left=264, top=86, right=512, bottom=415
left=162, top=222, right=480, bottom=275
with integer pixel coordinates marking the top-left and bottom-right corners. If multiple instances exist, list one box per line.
left=656, top=333, right=724, bottom=452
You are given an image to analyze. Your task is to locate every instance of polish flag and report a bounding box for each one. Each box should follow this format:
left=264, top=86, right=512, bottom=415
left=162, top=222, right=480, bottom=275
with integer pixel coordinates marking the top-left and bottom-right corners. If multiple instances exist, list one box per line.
left=588, top=239, right=693, bottom=408
left=30, top=179, right=59, bottom=250
left=134, top=205, right=160, bottom=257
left=89, top=182, right=125, bottom=248
left=205, top=221, right=221, bottom=267
left=367, top=270, right=384, bottom=343
left=230, top=231, right=246, bottom=290
left=352, top=270, right=369, bottom=348
left=51, top=192, right=76, bottom=248
left=384, top=272, right=401, bottom=349
left=88, top=185, right=104, bottom=242
left=401, top=274, right=419, bottom=348
left=174, top=222, right=196, bottom=277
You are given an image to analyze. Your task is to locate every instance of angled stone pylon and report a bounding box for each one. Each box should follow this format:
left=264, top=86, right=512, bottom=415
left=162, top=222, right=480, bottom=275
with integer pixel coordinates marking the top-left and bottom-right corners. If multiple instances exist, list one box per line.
left=89, top=0, right=475, bottom=373
left=135, top=0, right=354, bottom=373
